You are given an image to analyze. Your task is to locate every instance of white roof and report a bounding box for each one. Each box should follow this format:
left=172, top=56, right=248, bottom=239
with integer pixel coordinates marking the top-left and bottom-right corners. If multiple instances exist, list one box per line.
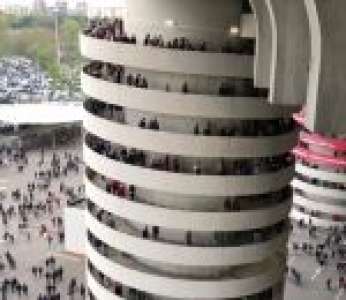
left=0, top=102, right=84, bottom=125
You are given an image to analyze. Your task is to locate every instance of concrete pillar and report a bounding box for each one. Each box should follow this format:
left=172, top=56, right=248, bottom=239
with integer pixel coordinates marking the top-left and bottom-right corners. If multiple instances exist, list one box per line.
left=304, top=0, right=346, bottom=136
left=265, top=0, right=309, bottom=106
left=52, top=130, right=56, bottom=150
left=249, top=0, right=272, bottom=88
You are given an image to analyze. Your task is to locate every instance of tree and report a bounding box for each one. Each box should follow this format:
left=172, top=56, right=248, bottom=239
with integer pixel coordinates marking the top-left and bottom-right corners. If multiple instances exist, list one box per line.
left=0, top=15, right=10, bottom=56
left=60, top=18, right=81, bottom=65
left=0, top=14, right=86, bottom=95
left=59, top=17, right=86, bottom=92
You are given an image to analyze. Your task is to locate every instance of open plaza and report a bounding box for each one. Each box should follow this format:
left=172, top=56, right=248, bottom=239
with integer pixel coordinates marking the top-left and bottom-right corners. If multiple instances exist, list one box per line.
left=0, top=141, right=86, bottom=299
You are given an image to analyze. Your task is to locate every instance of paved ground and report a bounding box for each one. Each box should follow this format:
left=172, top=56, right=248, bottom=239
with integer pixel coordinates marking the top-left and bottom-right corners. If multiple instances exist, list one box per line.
left=0, top=143, right=86, bottom=299
left=285, top=223, right=346, bottom=300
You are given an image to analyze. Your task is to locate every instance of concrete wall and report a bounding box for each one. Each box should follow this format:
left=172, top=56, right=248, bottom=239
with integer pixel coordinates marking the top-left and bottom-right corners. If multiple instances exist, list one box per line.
left=240, top=14, right=256, bottom=38
left=266, top=0, right=309, bottom=106
left=304, top=0, right=346, bottom=136
left=125, top=0, right=242, bottom=46
left=64, top=207, right=86, bottom=255
left=126, top=0, right=242, bottom=28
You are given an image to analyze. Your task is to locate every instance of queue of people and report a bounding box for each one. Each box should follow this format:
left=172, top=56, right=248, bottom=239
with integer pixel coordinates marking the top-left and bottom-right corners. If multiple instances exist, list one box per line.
left=294, top=197, right=346, bottom=225
left=137, top=117, right=160, bottom=130
left=83, top=17, right=136, bottom=44
left=143, top=33, right=255, bottom=55
left=89, top=254, right=273, bottom=300
left=84, top=97, right=295, bottom=138
left=83, top=62, right=149, bottom=89
left=295, top=173, right=346, bottom=191
left=85, top=132, right=293, bottom=176
left=83, top=17, right=255, bottom=55
left=144, top=34, right=207, bottom=52
left=88, top=199, right=287, bottom=248
left=87, top=227, right=287, bottom=284
left=297, top=156, right=346, bottom=175
left=83, top=61, right=267, bottom=97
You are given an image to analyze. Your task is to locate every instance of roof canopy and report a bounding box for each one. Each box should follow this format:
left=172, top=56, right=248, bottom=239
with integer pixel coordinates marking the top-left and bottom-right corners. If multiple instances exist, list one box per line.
left=0, top=102, right=83, bottom=125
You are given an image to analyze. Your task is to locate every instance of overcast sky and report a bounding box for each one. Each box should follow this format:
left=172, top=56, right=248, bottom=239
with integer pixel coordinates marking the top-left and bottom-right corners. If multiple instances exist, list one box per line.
left=1, top=0, right=126, bottom=8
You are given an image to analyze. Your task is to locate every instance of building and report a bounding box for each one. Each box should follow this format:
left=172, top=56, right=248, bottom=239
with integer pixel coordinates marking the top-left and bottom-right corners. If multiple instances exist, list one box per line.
left=0, top=102, right=83, bottom=150
left=291, top=114, right=346, bottom=228
left=87, top=6, right=127, bottom=19
left=286, top=0, right=346, bottom=230
left=80, top=0, right=298, bottom=299
left=86, top=0, right=126, bottom=18
left=32, top=0, right=47, bottom=15
left=1, top=4, right=32, bottom=16
left=74, top=1, right=88, bottom=16
left=55, top=0, right=68, bottom=16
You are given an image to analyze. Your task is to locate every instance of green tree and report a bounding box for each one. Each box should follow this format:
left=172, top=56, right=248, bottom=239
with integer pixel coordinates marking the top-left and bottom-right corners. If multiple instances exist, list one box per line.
left=0, top=14, right=86, bottom=95
left=60, top=18, right=81, bottom=65
left=0, top=15, right=10, bottom=56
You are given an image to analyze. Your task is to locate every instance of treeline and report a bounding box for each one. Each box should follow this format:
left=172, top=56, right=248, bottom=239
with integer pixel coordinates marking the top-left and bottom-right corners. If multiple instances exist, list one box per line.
left=0, top=14, right=87, bottom=89
left=8, top=14, right=86, bottom=30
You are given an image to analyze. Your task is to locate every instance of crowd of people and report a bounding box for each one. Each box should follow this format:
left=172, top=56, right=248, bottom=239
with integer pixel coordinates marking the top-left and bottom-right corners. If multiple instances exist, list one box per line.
left=33, top=256, right=63, bottom=299
left=87, top=166, right=291, bottom=210
left=144, top=34, right=207, bottom=52
left=83, top=62, right=156, bottom=91
left=0, top=276, right=28, bottom=298
left=84, top=97, right=295, bottom=138
left=297, top=156, right=346, bottom=175
left=83, top=62, right=149, bottom=88
left=0, top=148, right=81, bottom=250
left=89, top=255, right=273, bottom=300
left=0, top=142, right=86, bottom=299
left=288, top=217, right=346, bottom=297
left=144, top=33, right=255, bottom=55
left=85, top=132, right=293, bottom=176
left=295, top=173, right=346, bottom=191
left=293, top=188, right=346, bottom=224
left=88, top=260, right=146, bottom=300
left=83, top=17, right=136, bottom=44
left=0, top=57, right=52, bottom=104
left=83, top=17, right=255, bottom=55
left=88, top=199, right=287, bottom=247
left=83, top=61, right=267, bottom=97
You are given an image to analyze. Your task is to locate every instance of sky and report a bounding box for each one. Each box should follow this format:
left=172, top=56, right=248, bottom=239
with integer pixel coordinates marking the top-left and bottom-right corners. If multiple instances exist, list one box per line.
left=1, top=0, right=126, bottom=8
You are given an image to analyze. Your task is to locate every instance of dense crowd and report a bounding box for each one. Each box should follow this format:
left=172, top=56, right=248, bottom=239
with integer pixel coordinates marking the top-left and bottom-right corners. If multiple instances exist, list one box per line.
left=83, top=17, right=255, bottom=55
left=288, top=218, right=346, bottom=297
left=0, top=57, right=52, bottom=104
left=87, top=166, right=291, bottom=210
left=83, top=18, right=136, bottom=44
left=83, top=61, right=267, bottom=97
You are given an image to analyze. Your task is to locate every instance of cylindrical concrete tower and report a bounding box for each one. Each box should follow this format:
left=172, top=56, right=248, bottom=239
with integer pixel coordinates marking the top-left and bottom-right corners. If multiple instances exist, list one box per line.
left=80, top=1, right=297, bottom=299
left=292, top=114, right=346, bottom=228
